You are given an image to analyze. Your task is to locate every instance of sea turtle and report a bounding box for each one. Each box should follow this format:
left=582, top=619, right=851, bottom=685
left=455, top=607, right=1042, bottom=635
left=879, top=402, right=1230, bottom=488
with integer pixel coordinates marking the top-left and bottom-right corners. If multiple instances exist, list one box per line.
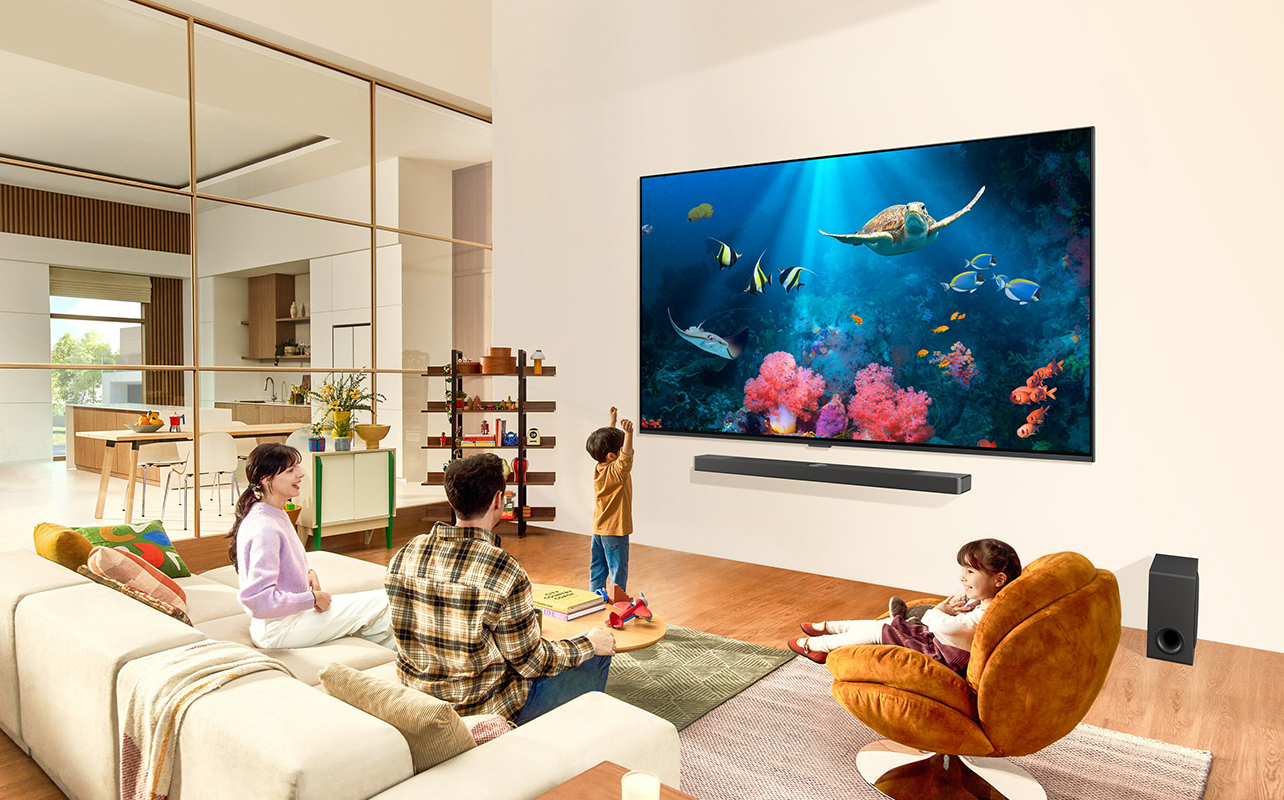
left=819, top=186, right=985, bottom=257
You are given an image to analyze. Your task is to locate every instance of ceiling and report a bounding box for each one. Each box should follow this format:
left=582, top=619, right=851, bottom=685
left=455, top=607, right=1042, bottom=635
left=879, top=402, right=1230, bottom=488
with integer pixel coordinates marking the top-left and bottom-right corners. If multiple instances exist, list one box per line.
left=0, top=0, right=491, bottom=209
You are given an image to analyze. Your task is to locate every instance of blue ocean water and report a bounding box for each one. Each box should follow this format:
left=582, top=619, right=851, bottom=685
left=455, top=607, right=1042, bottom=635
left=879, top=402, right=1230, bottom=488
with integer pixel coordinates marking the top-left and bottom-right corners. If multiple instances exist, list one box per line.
left=639, top=128, right=1092, bottom=457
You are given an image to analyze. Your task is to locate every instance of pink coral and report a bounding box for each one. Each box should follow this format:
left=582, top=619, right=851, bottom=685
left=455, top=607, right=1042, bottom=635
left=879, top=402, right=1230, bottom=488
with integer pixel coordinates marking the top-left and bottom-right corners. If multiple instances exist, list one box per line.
left=930, top=341, right=979, bottom=388
left=847, top=363, right=935, bottom=443
left=815, top=394, right=848, bottom=439
left=743, top=351, right=825, bottom=434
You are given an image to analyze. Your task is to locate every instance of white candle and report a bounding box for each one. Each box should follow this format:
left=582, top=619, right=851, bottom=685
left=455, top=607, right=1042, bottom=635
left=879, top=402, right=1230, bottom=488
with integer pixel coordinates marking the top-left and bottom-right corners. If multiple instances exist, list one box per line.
left=621, top=770, right=660, bottom=800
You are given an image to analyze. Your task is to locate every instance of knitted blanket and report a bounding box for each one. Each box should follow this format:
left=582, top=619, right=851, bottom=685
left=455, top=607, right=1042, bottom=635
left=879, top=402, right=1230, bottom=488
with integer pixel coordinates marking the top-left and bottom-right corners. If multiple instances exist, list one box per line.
left=120, top=640, right=293, bottom=800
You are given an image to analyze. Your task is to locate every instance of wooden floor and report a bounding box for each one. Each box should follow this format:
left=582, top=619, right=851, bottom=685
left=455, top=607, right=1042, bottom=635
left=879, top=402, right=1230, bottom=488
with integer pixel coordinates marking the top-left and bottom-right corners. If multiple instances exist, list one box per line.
left=3, top=519, right=1281, bottom=799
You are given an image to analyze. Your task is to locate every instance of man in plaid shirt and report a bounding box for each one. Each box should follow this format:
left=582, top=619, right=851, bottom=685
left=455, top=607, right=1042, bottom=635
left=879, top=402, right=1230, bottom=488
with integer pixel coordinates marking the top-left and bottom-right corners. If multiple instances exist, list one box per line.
left=387, top=453, right=616, bottom=723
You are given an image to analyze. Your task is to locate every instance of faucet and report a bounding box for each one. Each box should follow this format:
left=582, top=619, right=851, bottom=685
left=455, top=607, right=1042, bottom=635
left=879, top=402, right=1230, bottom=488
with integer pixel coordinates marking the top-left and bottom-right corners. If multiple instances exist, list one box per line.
left=264, top=376, right=276, bottom=402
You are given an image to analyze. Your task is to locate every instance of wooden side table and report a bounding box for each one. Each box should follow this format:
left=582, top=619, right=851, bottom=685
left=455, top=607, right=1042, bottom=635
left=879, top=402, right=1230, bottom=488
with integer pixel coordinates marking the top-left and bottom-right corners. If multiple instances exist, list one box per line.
left=531, top=761, right=694, bottom=800
left=531, top=586, right=668, bottom=652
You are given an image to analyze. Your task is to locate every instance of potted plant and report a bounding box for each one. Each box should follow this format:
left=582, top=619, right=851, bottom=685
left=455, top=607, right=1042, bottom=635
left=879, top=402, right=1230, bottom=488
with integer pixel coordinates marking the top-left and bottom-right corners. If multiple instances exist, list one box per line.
left=282, top=338, right=299, bottom=356
left=307, top=422, right=326, bottom=452
left=306, top=373, right=385, bottom=428
left=332, top=415, right=353, bottom=451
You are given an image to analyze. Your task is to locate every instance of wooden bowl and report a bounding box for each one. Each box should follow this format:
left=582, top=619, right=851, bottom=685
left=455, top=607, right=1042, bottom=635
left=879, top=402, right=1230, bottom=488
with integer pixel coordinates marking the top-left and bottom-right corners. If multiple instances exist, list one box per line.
left=354, top=423, right=391, bottom=450
left=481, top=355, right=517, bottom=374
left=454, top=362, right=482, bottom=374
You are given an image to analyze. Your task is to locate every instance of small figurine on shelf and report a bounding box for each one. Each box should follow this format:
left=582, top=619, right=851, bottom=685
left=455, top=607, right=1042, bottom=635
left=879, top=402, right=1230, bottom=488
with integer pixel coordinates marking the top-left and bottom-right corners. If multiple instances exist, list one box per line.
left=502, top=431, right=520, bottom=446
left=470, top=395, right=482, bottom=411
left=439, top=431, right=450, bottom=446
left=480, top=419, right=490, bottom=436
left=506, top=395, right=514, bottom=410
left=531, top=349, right=545, bottom=375
left=511, top=457, right=528, bottom=481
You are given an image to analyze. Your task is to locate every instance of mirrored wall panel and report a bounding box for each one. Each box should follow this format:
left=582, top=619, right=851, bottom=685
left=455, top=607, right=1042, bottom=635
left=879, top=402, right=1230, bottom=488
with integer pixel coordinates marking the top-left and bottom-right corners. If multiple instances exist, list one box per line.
left=194, top=25, right=371, bottom=222
left=375, top=86, right=492, bottom=241
left=0, top=0, right=190, bottom=187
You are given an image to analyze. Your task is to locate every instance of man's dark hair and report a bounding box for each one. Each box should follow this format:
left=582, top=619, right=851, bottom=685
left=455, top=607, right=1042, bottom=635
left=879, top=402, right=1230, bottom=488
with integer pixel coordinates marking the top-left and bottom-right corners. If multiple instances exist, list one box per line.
left=585, top=426, right=625, bottom=463
left=958, top=538, right=1023, bottom=586
left=444, top=453, right=506, bottom=520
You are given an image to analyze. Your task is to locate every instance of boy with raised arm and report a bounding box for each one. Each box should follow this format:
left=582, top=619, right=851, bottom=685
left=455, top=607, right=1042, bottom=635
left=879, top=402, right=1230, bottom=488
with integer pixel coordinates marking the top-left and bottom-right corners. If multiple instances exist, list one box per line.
left=585, top=407, right=635, bottom=594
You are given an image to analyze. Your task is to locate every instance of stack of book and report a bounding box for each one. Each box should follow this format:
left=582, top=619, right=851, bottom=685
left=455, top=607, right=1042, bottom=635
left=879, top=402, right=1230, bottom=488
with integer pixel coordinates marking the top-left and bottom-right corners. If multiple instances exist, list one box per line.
left=530, top=584, right=605, bottom=621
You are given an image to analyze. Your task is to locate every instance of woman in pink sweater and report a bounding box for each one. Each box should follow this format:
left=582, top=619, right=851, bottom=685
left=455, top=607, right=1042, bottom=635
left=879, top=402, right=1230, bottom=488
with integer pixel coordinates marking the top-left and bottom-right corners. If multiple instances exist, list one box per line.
left=228, top=443, right=394, bottom=650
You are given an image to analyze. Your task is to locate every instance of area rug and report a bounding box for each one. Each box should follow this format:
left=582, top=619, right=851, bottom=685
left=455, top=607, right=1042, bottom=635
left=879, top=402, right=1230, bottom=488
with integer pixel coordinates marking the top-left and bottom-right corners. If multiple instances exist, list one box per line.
left=605, top=625, right=794, bottom=731
left=680, top=658, right=1212, bottom=800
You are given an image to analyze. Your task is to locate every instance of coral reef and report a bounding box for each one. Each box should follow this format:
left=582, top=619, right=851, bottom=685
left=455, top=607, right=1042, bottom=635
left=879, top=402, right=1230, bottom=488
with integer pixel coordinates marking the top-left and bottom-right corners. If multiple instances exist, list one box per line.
left=847, top=363, right=934, bottom=443
left=815, top=394, right=848, bottom=439
left=931, top=341, right=979, bottom=388
left=743, top=351, right=826, bottom=434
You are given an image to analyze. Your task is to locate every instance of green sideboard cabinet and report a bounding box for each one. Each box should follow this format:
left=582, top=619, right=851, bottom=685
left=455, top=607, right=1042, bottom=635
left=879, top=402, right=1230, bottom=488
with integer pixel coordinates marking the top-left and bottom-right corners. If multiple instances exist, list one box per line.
left=307, top=447, right=395, bottom=551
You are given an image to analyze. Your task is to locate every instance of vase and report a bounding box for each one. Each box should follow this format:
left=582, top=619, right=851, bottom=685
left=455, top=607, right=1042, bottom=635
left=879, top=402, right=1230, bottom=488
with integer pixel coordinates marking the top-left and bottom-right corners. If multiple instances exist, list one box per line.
left=308, top=437, right=326, bottom=452
left=333, top=410, right=352, bottom=425
left=333, top=436, right=352, bottom=452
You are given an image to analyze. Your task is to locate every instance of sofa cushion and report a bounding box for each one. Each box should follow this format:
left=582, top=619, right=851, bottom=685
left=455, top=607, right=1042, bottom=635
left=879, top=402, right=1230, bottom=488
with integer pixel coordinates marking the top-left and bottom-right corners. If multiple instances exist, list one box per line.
left=196, top=614, right=396, bottom=685
left=74, top=520, right=191, bottom=578
left=173, top=575, right=246, bottom=624
left=202, top=550, right=388, bottom=595
left=87, top=546, right=187, bottom=612
left=320, top=662, right=476, bottom=773
left=115, top=665, right=412, bottom=800
left=76, top=566, right=192, bottom=626
left=17, top=583, right=205, bottom=800
left=0, top=550, right=91, bottom=751
left=32, top=523, right=94, bottom=571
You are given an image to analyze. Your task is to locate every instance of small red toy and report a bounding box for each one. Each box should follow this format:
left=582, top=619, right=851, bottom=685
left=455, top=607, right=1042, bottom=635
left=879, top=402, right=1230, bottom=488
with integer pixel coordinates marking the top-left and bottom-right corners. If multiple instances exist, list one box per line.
left=594, top=584, right=653, bottom=629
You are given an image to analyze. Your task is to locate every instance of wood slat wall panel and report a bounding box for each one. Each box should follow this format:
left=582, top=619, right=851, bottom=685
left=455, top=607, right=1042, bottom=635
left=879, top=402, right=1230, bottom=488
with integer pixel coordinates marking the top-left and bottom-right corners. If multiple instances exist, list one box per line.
left=0, top=184, right=190, bottom=255
left=144, top=276, right=184, bottom=405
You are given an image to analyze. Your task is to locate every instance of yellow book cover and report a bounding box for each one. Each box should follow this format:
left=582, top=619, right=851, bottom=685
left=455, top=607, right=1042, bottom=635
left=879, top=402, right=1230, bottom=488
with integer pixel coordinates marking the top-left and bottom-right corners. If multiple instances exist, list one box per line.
left=529, top=584, right=605, bottom=614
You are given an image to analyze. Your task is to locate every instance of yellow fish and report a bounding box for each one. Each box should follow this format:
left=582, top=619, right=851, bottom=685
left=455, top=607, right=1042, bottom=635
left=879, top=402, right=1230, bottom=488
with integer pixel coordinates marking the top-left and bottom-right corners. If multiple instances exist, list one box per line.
left=850, top=314, right=863, bottom=325
left=938, top=360, right=951, bottom=368
left=957, top=313, right=966, bottom=320
left=931, top=325, right=949, bottom=333
left=916, top=349, right=929, bottom=358
left=950, top=312, right=960, bottom=320
left=687, top=203, right=714, bottom=222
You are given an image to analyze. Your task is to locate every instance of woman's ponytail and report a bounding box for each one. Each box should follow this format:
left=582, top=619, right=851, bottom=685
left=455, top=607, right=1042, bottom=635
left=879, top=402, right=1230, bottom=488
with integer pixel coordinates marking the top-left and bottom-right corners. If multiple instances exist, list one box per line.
left=225, top=442, right=302, bottom=571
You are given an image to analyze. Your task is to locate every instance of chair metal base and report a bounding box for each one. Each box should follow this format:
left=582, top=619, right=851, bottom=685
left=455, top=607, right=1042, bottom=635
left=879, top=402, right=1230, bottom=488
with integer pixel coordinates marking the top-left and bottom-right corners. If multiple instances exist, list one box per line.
left=856, top=740, right=1047, bottom=800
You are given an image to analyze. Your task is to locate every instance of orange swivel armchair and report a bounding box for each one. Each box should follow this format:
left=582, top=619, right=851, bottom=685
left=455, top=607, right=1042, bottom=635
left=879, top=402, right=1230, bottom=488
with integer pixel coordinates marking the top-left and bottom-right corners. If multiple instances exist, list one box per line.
left=827, top=552, right=1121, bottom=800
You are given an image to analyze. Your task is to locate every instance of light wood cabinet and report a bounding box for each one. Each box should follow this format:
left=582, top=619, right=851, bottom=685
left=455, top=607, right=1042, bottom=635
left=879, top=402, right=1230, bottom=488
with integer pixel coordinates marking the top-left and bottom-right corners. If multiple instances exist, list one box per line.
left=305, top=448, right=395, bottom=550
left=245, top=274, right=309, bottom=362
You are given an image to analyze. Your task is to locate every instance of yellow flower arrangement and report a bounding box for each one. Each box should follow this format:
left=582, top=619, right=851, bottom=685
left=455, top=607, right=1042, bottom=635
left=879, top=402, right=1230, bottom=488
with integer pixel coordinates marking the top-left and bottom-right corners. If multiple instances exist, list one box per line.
left=304, top=373, right=385, bottom=415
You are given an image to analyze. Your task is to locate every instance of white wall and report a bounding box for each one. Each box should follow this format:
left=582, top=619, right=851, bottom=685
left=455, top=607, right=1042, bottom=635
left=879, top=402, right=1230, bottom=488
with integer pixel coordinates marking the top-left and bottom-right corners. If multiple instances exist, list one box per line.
left=0, top=259, right=52, bottom=462
left=493, top=0, right=1284, bottom=653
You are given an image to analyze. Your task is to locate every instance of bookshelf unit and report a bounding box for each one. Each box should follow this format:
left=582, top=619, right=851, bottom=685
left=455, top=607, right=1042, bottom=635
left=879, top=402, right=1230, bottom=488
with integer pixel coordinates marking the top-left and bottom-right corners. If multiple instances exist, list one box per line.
left=422, top=348, right=556, bottom=536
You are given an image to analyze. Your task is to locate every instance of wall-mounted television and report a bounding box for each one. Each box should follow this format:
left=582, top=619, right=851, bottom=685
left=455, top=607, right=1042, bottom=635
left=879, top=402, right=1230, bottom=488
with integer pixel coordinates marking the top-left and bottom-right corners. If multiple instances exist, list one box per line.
left=639, top=127, right=1093, bottom=461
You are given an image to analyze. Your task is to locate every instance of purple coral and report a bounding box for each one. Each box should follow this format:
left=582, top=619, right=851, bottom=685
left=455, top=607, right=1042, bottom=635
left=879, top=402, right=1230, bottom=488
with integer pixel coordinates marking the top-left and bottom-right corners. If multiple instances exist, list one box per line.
left=815, top=394, right=848, bottom=439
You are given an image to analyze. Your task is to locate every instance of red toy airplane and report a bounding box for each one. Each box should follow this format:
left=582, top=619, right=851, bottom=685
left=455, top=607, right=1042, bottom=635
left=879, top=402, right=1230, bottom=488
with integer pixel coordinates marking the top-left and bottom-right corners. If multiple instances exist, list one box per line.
left=594, top=584, right=654, bottom=629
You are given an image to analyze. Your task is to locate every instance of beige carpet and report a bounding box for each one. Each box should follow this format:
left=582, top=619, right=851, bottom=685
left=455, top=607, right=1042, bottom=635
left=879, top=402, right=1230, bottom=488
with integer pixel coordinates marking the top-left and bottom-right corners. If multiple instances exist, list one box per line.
left=679, top=657, right=1212, bottom=800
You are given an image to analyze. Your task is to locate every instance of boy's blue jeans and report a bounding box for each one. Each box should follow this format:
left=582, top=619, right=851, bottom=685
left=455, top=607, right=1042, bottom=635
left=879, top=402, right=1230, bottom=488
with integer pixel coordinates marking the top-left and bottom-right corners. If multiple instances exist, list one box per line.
left=589, top=534, right=630, bottom=592
left=512, top=654, right=613, bottom=725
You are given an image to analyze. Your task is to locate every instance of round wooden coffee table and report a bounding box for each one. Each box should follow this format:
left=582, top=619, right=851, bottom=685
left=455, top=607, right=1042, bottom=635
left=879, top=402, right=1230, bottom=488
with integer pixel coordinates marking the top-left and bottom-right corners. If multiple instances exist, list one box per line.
left=537, top=604, right=667, bottom=652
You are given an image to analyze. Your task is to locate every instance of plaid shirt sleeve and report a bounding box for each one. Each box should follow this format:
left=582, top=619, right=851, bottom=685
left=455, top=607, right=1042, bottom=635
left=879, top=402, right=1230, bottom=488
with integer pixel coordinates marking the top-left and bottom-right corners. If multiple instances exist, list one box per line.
left=493, top=571, right=594, bottom=679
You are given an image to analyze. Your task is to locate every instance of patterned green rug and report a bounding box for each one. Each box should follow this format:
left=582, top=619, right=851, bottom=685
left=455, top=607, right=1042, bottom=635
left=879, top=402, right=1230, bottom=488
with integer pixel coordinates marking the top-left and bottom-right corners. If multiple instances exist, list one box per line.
left=605, top=625, right=795, bottom=730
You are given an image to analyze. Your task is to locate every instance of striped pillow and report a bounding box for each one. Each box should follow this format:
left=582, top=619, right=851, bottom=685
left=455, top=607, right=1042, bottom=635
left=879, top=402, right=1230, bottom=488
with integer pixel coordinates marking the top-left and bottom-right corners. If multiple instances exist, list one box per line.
left=86, top=546, right=188, bottom=613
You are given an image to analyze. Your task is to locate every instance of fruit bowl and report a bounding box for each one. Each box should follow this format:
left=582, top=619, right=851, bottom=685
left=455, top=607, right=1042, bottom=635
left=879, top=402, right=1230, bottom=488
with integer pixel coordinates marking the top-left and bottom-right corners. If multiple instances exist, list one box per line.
left=354, top=423, right=390, bottom=450
left=126, top=423, right=165, bottom=433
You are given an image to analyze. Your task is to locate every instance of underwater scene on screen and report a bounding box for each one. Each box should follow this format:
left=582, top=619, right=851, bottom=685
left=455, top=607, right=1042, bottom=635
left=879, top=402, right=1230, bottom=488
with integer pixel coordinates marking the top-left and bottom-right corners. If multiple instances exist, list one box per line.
left=639, top=127, right=1092, bottom=458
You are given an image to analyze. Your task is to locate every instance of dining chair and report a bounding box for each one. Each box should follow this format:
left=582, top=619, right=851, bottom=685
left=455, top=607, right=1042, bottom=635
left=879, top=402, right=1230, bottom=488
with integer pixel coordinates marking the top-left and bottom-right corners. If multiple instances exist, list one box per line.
left=126, top=442, right=184, bottom=518
left=161, top=432, right=240, bottom=530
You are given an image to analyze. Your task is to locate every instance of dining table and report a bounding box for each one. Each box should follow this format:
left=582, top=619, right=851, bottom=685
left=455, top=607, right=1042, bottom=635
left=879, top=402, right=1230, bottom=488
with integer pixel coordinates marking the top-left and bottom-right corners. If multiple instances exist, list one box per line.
left=75, top=424, right=305, bottom=523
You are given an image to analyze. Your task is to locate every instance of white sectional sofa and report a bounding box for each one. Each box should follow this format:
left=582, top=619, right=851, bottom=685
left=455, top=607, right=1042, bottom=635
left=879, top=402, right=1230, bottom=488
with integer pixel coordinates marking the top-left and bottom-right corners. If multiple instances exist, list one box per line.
left=0, top=549, right=680, bottom=800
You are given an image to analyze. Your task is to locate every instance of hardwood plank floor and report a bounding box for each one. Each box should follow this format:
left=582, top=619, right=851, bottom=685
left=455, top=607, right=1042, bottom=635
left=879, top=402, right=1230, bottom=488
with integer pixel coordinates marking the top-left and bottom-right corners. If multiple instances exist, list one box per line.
left=3, top=519, right=1279, bottom=799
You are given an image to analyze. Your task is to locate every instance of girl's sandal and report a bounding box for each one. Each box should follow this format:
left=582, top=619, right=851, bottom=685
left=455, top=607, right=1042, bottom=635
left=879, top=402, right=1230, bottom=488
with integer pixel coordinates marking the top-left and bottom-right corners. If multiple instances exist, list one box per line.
left=787, top=636, right=828, bottom=664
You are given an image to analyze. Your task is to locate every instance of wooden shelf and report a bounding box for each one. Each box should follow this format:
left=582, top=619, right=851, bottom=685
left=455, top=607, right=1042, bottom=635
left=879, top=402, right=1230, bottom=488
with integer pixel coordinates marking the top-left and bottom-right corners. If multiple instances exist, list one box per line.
left=423, top=436, right=557, bottom=450
left=242, top=355, right=310, bottom=362
left=423, top=401, right=555, bottom=413
left=424, top=365, right=556, bottom=377
left=276, top=316, right=311, bottom=322
left=497, top=507, right=555, bottom=523
left=422, top=472, right=555, bottom=486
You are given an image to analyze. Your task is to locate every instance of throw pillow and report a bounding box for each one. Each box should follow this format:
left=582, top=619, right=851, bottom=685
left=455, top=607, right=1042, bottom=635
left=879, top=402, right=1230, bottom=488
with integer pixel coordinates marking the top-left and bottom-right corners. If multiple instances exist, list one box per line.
left=460, top=714, right=515, bottom=745
left=76, top=566, right=193, bottom=626
left=32, top=523, right=94, bottom=571
left=74, top=520, right=191, bottom=578
left=87, top=546, right=187, bottom=613
left=319, top=663, right=476, bottom=772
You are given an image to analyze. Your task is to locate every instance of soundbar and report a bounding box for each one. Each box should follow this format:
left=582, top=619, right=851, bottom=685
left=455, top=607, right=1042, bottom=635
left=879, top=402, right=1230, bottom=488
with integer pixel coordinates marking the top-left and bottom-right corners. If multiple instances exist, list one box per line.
left=693, top=454, right=971, bottom=494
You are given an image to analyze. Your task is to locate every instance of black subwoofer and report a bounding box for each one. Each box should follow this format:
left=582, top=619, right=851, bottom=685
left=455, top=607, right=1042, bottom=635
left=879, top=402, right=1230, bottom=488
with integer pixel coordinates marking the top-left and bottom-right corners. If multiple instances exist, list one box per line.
left=1147, top=554, right=1198, bottom=665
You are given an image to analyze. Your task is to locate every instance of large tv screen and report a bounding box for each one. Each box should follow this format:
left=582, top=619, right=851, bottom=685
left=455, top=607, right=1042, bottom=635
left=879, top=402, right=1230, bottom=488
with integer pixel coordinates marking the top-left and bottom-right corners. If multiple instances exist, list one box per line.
left=640, top=127, right=1093, bottom=461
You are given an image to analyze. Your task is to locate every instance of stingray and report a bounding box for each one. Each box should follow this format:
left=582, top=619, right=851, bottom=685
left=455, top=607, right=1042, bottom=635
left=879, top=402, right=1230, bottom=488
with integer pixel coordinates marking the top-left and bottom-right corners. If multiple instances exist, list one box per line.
left=668, top=309, right=750, bottom=360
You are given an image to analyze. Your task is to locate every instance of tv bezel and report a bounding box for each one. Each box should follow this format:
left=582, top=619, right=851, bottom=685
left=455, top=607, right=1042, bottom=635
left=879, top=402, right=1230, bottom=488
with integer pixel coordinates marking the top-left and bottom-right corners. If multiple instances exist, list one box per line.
left=638, top=126, right=1095, bottom=463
